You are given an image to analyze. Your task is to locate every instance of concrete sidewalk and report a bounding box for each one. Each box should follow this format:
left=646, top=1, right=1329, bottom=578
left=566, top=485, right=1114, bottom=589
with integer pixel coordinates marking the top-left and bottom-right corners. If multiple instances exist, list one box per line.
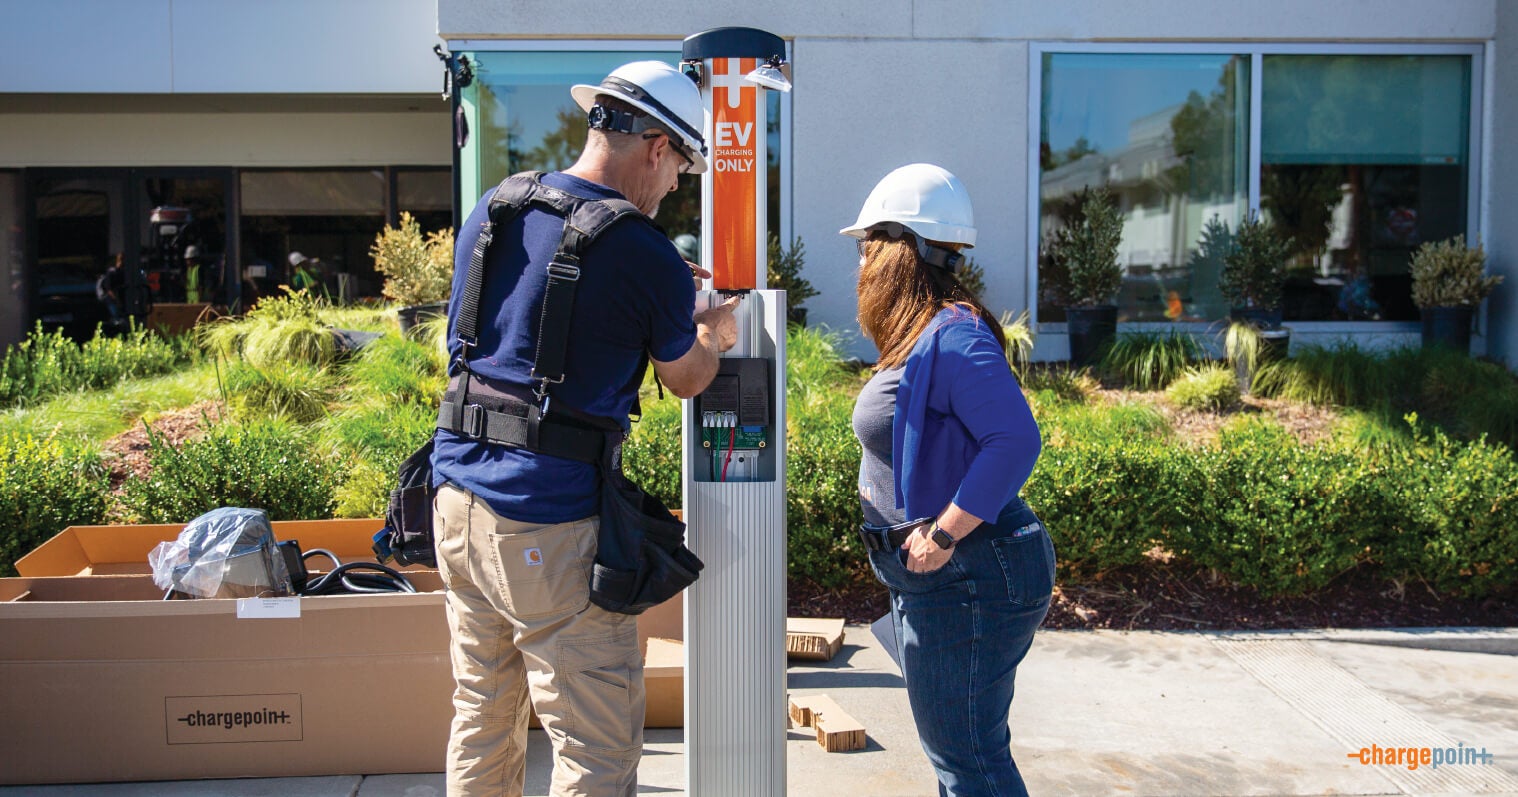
left=6, top=625, right=1517, bottom=796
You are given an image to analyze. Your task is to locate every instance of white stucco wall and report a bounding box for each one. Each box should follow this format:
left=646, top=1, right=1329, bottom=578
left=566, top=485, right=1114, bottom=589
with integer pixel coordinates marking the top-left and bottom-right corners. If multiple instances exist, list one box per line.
left=440, top=0, right=1502, bottom=361
left=0, top=0, right=442, bottom=94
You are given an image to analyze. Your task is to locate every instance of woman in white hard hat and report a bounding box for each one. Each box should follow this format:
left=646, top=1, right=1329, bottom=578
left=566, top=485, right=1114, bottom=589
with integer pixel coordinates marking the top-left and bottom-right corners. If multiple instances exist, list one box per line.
left=844, top=163, right=1053, bottom=797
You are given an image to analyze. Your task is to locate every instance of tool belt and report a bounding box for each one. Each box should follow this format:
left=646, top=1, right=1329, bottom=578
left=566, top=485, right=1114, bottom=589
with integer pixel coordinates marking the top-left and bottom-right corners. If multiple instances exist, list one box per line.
left=436, top=373, right=614, bottom=465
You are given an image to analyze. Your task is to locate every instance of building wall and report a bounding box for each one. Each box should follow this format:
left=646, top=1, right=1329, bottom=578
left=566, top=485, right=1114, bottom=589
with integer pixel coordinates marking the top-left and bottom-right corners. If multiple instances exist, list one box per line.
left=440, top=0, right=1505, bottom=361
left=0, top=0, right=442, bottom=95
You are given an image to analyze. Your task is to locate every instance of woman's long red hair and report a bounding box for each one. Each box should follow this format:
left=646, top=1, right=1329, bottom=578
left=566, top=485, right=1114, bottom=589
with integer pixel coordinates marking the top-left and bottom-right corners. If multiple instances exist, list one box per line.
left=856, top=233, right=1007, bottom=370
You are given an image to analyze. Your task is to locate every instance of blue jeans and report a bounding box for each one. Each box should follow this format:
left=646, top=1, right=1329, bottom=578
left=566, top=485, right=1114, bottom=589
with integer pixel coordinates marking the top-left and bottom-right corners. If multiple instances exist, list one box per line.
left=868, top=502, right=1055, bottom=797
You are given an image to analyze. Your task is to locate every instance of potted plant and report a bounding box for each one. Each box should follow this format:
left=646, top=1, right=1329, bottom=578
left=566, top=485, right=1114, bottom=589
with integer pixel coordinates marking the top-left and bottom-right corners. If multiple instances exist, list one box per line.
left=1044, top=185, right=1123, bottom=366
left=1410, top=235, right=1503, bottom=354
left=767, top=233, right=818, bottom=326
left=371, top=212, right=455, bottom=334
left=1219, top=212, right=1293, bottom=371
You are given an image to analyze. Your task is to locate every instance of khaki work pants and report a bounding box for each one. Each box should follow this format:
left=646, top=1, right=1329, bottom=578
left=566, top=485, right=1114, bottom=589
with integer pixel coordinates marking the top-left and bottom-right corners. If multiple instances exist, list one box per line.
left=434, top=484, right=644, bottom=797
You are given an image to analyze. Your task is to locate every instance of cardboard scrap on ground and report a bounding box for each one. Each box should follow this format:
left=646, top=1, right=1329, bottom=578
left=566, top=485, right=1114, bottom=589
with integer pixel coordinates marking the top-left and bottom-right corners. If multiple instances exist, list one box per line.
left=786, top=617, right=845, bottom=661
left=788, top=693, right=867, bottom=752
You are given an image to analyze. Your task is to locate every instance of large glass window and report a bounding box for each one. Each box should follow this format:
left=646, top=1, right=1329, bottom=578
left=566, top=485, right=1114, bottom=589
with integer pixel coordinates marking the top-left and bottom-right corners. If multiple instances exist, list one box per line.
left=1036, top=48, right=1476, bottom=325
left=1040, top=53, right=1250, bottom=323
left=462, top=49, right=785, bottom=245
left=1262, top=55, right=1470, bottom=321
left=239, top=169, right=386, bottom=305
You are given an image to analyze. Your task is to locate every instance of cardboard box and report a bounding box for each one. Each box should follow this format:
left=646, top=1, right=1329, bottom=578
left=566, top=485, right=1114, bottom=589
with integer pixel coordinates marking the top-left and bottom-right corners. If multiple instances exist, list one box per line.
left=786, top=617, right=845, bottom=661
left=1, top=520, right=684, bottom=785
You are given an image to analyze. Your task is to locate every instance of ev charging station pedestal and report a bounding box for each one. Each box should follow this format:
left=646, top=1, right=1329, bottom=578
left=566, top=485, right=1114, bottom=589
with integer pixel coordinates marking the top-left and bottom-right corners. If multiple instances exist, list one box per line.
left=680, top=27, right=791, bottom=797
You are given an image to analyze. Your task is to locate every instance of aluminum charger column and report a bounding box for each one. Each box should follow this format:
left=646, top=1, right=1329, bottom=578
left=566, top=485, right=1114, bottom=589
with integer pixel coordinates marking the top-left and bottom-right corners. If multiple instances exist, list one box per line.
left=680, top=27, right=790, bottom=797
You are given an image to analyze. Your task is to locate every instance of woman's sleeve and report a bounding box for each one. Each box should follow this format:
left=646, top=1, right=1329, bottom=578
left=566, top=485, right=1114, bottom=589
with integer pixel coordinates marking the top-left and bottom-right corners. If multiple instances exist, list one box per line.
left=937, top=320, right=1042, bottom=520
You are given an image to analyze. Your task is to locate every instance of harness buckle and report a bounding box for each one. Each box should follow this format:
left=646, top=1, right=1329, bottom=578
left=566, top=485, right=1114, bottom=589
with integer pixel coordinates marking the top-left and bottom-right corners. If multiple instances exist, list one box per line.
left=462, top=404, right=486, bottom=439
left=547, top=259, right=581, bottom=282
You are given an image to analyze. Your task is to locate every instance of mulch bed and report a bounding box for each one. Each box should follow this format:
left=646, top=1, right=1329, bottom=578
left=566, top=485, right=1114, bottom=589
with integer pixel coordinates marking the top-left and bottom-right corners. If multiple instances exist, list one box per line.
left=789, top=568, right=1518, bottom=630
left=100, top=401, right=224, bottom=491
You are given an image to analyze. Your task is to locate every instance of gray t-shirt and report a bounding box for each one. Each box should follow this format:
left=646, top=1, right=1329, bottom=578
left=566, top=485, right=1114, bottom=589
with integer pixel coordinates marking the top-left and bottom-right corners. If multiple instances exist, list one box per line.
left=852, top=366, right=906, bottom=527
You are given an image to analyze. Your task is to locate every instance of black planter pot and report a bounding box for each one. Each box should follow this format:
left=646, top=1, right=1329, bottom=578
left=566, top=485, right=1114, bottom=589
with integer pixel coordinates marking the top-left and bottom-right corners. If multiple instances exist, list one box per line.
left=1066, top=305, right=1118, bottom=367
left=1232, top=327, right=1290, bottom=396
left=1229, top=306, right=1283, bottom=330
left=1420, top=306, right=1474, bottom=354
left=397, top=302, right=448, bottom=335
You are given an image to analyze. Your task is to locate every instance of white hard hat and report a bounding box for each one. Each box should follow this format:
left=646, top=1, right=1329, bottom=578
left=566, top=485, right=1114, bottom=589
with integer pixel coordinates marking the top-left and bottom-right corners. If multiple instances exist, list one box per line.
left=288, top=251, right=308, bottom=267
left=840, top=163, right=977, bottom=248
left=572, top=61, right=708, bottom=174
left=184, top=245, right=200, bottom=259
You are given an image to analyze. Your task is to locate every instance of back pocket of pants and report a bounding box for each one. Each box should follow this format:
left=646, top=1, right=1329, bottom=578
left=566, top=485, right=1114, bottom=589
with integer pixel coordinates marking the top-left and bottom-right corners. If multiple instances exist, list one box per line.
left=992, top=530, right=1055, bottom=606
left=489, top=519, right=594, bottom=622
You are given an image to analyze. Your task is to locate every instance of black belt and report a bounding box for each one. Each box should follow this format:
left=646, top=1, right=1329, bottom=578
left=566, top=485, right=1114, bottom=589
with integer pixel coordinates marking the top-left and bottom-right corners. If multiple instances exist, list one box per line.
left=437, top=372, right=618, bottom=465
left=857, top=518, right=933, bottom=552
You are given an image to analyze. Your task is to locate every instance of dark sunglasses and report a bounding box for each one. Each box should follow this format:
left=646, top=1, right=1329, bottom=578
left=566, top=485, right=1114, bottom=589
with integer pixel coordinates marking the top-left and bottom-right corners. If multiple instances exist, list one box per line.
left=642, top=132, right=694, bottom=174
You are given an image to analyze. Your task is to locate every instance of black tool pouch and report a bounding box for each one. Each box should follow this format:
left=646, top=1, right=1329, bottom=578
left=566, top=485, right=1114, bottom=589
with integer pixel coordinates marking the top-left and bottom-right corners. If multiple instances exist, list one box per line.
left=373, top=438, right=438, bottom=568
left=589, top=434, right=704, bottom=615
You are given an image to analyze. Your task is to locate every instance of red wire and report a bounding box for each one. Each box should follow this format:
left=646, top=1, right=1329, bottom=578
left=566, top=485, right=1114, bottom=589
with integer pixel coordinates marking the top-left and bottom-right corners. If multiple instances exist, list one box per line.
left=721, top=425, right=734, bottom=481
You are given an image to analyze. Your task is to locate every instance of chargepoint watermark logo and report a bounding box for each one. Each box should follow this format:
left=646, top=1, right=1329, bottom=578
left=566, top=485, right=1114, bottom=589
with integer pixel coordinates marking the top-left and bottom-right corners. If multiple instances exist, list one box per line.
left=165, top=694, right=303, bottom=744
left=1348, top=742, right=1496, bottom=771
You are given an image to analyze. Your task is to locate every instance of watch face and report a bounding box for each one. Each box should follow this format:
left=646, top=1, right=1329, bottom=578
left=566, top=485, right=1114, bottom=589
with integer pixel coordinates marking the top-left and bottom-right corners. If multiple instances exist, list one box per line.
left=932, top=527, right=955, bottom=550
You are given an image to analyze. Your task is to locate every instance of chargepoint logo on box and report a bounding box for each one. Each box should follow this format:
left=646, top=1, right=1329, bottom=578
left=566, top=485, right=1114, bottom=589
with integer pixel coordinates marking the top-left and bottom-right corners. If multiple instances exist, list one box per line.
left=165, top=694, right=303, bottom=744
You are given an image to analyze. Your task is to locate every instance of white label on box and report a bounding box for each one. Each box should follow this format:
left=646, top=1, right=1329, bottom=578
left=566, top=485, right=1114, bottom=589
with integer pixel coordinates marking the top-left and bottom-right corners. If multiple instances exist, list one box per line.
left=165, top=694, right=303, bottom=744
left=236, top=597, right=301, bottom=618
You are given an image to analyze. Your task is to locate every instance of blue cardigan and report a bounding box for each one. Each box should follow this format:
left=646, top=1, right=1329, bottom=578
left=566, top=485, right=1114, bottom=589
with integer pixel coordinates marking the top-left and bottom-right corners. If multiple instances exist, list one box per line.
left=892, top=306, right=1042, bottom=522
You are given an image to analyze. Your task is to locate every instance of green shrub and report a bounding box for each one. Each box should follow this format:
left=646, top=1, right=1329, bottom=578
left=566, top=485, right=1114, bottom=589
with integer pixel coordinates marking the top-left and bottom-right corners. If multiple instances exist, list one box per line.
left=1379, top=419, right=1518, bottom=597
left=1183, top=420, right=1389, bottom=595
left=324, top=399, right=438, bottom=520
left=0, top=433, right=111, bottom=576
left=0, top=323, right=192, bottom=408
left=1025, top=433, right=1204, bottom=580
left=1100, top=331, right=1206, bottom=390
left=120, top=419, right=340, bottom=524
left=1166, top=364, right=1240, bottom=412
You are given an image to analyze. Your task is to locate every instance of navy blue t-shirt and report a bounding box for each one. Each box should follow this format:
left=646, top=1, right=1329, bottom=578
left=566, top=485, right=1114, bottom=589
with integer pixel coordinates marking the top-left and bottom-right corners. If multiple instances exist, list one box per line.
left=431, top=172, right=697, bottom=523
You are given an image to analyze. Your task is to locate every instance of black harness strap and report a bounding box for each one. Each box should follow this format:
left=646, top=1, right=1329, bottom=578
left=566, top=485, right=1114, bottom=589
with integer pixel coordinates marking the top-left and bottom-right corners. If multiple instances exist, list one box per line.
left=439, top=171, right=655, bottom=462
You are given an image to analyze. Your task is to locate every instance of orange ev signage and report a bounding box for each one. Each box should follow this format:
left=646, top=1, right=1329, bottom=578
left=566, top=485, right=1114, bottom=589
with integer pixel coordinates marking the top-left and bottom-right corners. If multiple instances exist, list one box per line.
left=709, top=57, right=760, bottom=291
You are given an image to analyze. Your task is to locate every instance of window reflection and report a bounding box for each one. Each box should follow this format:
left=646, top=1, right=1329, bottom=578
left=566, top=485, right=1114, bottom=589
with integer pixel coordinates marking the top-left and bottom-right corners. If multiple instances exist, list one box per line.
left=1039, top=52, right=1250, bottom=323
left=1262, top=55, right=1470, bottom=321
left=466, top=51, right=784, bottom=246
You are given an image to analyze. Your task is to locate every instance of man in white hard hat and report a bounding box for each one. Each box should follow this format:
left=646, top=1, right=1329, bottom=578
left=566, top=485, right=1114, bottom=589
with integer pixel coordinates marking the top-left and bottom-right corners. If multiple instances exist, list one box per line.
left=431, top=61, right=739, bottom=796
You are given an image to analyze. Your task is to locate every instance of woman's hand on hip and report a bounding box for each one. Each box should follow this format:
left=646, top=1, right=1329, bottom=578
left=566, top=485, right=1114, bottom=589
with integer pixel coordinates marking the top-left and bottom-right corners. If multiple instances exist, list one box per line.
left=902, top=528, right=954, bottom=573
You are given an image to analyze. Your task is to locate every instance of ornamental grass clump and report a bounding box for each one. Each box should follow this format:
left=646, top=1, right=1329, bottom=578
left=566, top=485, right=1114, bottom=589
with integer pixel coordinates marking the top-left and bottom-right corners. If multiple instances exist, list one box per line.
left=1166, top=364, right=1240, bottom=412
left=372, top=212, right=455, bottom=307
left=1100, top=331, right=1206, bottom=390
left=1409, top=235, right=1503, bottom=308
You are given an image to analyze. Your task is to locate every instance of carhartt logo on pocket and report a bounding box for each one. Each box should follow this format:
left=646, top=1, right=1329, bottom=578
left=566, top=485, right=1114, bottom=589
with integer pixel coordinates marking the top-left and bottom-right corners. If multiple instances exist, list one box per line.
left=524, top=548, right=544, bottom=566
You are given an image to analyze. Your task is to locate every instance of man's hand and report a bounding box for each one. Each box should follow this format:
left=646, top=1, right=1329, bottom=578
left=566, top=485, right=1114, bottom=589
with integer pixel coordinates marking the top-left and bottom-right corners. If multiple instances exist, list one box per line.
left=687, top=260, right=711, bottom=292
left=695, top=294, right=741, bottom=353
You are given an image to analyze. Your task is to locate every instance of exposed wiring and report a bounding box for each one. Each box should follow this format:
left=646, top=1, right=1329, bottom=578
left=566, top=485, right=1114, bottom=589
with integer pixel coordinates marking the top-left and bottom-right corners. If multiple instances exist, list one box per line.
left=721, top=426, right=734, bottom=481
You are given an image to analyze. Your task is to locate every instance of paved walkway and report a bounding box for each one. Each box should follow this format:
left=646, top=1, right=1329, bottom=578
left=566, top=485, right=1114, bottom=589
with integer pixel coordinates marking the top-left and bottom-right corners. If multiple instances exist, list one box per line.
left=6, top=626, right=1516, bottom=796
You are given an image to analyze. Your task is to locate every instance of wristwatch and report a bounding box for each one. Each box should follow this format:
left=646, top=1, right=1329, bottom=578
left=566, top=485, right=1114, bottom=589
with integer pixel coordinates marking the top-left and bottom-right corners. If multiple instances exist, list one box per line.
left=929, top=523, right=956, bottom=550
